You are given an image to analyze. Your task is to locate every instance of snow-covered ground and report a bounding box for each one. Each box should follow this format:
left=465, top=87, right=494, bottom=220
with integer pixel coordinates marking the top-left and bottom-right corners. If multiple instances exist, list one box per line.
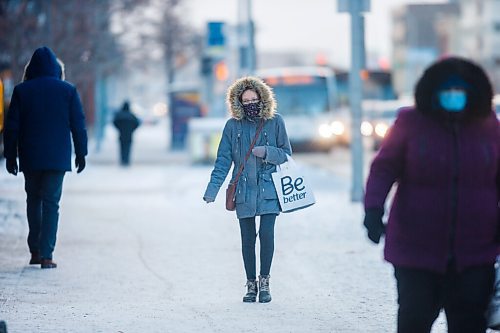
left=0, top=121, right=452, bottom=333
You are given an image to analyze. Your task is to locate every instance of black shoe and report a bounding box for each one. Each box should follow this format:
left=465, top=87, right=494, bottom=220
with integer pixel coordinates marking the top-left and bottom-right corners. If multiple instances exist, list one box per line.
left=243, top=279, right=258, bottom=302
left=258, top=275, right=272, bottom=303
left=41, top=259, right=57, bottom=269
left=29, top=252, right=41, bottom=265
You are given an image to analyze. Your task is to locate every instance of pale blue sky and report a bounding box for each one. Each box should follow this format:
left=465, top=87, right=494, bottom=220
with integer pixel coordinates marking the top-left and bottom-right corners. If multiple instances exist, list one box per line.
left=185, top=0, right=447, bottom=68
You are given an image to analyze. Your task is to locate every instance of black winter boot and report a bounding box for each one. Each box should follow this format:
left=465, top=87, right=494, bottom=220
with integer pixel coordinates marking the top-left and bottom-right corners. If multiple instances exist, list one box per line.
left=243, top=279, right=258, bottom=302
left=258, top=275, right=272, bottom=303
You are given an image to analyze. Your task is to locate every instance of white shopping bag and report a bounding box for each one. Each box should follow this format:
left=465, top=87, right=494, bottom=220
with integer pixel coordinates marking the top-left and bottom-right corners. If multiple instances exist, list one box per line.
left=271, top=155, right=315, bottom=213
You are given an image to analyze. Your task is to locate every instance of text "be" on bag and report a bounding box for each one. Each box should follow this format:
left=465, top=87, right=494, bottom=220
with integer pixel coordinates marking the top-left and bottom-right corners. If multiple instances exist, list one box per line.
left=271, top=155, right=315, bottom=213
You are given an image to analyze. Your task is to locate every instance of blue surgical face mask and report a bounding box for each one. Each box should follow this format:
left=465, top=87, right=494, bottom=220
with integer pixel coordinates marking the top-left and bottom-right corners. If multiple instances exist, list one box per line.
left=438, top=90, right=467, bottom=112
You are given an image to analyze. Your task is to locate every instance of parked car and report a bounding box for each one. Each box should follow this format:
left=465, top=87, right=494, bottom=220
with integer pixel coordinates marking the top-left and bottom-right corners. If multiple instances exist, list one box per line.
left=363, top=98, right=413, bottom=150
left=369, top=109, right=398, bottom=150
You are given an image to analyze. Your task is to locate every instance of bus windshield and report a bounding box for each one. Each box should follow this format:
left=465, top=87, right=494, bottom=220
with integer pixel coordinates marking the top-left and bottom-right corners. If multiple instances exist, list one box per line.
left=264, top=76, right=330, bottom=116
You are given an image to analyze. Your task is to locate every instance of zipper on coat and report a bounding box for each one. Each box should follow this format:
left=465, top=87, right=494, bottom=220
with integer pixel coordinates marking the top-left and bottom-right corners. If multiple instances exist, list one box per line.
left=263, top=131, right=269, bottom=165
left=448, top=120, right=460, bottom=262
left=236, top=132, right=241, bottom=154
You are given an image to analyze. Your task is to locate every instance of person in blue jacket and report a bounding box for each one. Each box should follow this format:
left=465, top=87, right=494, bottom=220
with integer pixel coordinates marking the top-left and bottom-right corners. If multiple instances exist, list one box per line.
left=3, top=46, right=88, bottom=269
left=203, top=76, right=291, bottom=303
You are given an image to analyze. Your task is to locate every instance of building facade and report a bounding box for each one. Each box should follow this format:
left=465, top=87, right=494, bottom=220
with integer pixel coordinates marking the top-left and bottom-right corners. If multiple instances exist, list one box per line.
left=392, top=0, right=500, bottom=96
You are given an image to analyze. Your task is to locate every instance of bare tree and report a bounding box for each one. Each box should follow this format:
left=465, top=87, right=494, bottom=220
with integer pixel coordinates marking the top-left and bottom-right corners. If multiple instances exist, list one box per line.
left=0, top=0, right=149, bottom=121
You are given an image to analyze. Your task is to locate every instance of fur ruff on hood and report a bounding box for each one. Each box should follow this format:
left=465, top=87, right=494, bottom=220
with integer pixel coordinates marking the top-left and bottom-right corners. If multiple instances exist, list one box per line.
left=415, top=56, right=493, bottom=120
left=226, top=76, right=277, bottom=120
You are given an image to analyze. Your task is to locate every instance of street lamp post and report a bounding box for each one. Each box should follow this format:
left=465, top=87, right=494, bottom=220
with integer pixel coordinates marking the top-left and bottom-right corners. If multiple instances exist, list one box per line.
left=338, top=0, right=370, bottom=202
left=238, top=0, right=256, bottom=76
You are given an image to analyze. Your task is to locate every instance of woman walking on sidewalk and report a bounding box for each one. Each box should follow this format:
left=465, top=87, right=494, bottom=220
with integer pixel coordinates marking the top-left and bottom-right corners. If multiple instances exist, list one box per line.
left=203, top=76, right=291, bottom=303
left=363, top=57, right=499, bottom=332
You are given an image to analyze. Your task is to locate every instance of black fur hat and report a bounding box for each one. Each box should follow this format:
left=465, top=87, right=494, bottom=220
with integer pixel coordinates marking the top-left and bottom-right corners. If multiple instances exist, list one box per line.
left=415, top=57, right=493, bottom=119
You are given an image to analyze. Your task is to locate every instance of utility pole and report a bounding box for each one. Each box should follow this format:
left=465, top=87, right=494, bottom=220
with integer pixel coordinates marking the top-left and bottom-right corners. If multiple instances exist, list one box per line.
left=238, top=0, right=256, bottom=76
left=94, top=6, right=107, bottom=153
left=338, top=0, right=370, bottom=202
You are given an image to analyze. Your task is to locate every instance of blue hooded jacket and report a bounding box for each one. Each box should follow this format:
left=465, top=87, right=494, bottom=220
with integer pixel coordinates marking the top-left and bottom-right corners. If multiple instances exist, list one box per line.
left=204, top=76, right=292, bottom=219
left=3, top=47, right=88, bottom=172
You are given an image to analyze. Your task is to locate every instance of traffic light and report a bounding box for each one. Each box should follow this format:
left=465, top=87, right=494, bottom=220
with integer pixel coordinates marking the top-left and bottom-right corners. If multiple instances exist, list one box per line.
left=360, top=69, right=369, bottom=81
left=201, top=56, right=213, bottom=76
left=214, top=61, right=228, bottom=81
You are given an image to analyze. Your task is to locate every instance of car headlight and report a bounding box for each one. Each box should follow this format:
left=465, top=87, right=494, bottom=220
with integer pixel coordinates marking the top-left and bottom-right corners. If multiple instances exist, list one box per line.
left=153, top=102, right=168, bottom=116
left=360, top=121, right=373, bottom=136
left=330, top=121, right=345, bottom=136
left=375, top=123, right=389, bottom=138
left=318, top=124, right=333, bottom=138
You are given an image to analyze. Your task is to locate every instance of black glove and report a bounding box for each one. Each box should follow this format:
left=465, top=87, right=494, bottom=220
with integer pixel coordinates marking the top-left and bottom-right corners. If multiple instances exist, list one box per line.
left=6, top=158, right=18, bottom=176
left=363, top=208, right=385, bottom=244
left=75, top=156, right=86, bottom=174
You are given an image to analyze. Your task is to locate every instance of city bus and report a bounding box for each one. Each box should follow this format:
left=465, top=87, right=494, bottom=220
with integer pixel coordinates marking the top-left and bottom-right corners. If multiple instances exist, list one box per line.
left=256, top=66, right=344, bottom=152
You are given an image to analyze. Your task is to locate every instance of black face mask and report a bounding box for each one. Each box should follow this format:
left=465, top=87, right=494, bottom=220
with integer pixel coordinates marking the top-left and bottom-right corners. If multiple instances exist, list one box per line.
left=243, top=102, right=261, bottom=119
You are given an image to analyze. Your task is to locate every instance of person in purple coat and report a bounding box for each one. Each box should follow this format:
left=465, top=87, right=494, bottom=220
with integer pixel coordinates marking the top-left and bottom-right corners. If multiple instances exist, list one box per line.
left=364, top=57, right=499, bottom=333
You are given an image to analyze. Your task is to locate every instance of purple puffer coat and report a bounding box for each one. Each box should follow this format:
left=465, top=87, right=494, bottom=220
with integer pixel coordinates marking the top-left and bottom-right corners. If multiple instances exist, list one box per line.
left=365, top=106, right=499, bottom=273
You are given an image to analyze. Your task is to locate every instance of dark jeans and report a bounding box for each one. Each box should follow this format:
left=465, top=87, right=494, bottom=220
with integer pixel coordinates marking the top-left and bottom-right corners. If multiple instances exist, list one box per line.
left=239, top=214, right=277, bottom=280
left=394, top=263, right=495, bottom=333
left=119, top=140, right=132, bottom=166
left=24, top=171, right=65, bottom=260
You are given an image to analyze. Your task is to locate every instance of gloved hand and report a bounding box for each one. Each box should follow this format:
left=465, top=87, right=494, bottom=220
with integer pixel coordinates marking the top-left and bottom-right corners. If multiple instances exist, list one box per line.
left=203, top=196, right=215, bottom=203
left=252, top=146, right=266, bottom=159
left=75, top=156, right=86, bottom=174
left=6, top=158, right=18, bottom=176
left=363, top=208, right=385, bottom=244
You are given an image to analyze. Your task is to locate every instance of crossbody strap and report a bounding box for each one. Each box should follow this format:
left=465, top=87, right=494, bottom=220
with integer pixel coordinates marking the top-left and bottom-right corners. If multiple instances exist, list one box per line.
left=232, top=118, right=264, bottom=185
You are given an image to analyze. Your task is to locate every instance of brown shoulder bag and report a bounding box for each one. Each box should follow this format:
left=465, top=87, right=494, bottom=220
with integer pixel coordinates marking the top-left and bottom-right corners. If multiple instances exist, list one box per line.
left=226, top=119, right=264, bottom=211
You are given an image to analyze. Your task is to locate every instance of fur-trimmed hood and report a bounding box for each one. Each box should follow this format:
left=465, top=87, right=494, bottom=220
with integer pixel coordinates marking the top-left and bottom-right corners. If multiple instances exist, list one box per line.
left=226, top=76, right=276, bottom=120
left=415, top=57, right=494, bottom=120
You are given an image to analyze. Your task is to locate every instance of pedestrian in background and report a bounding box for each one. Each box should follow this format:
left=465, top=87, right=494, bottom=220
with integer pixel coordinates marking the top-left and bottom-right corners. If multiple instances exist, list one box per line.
left=203, top=76, right=292, bottom=303
left=3, top=46, right=88, bottom=269
left=363, top=57, right=499, bottom=333
left=113, top=101, right=140, bottom=166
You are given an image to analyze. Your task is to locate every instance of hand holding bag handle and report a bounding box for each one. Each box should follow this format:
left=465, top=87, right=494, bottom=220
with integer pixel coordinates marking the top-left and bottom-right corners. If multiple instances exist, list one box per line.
left=226, top=119, right=265, bottom=211
left=276, top=154, right=296, bottom=172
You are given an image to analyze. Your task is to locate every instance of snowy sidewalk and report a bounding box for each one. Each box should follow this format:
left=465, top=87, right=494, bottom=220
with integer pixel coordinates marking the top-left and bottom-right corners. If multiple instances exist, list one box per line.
left=0, top=122, right=451, bottom=332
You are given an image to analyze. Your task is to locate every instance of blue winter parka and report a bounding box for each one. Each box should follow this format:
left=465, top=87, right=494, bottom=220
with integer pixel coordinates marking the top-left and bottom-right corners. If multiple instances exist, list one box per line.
left=3, top=47, right=88, bottom=172
left=204, top=77, right=292, bottom=219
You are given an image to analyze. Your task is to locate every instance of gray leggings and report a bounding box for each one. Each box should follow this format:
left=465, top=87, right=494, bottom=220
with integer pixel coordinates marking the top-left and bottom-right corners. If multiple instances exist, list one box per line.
left=238, top=214, right=277, bottom=280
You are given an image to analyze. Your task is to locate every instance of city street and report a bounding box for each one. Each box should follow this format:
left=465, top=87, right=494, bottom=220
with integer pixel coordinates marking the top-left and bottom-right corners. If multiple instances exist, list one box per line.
left=1, top=0, right=498, bottom=331
left=0, top=122, right=448, bottom=333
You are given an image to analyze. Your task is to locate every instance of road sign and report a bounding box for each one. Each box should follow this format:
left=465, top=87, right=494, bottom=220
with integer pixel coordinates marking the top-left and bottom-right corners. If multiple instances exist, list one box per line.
left=207, top=22, right=225, bottom=47
left=206, top=22, right=226, bottom=57
left=338, top=0, right=370, bottom=13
